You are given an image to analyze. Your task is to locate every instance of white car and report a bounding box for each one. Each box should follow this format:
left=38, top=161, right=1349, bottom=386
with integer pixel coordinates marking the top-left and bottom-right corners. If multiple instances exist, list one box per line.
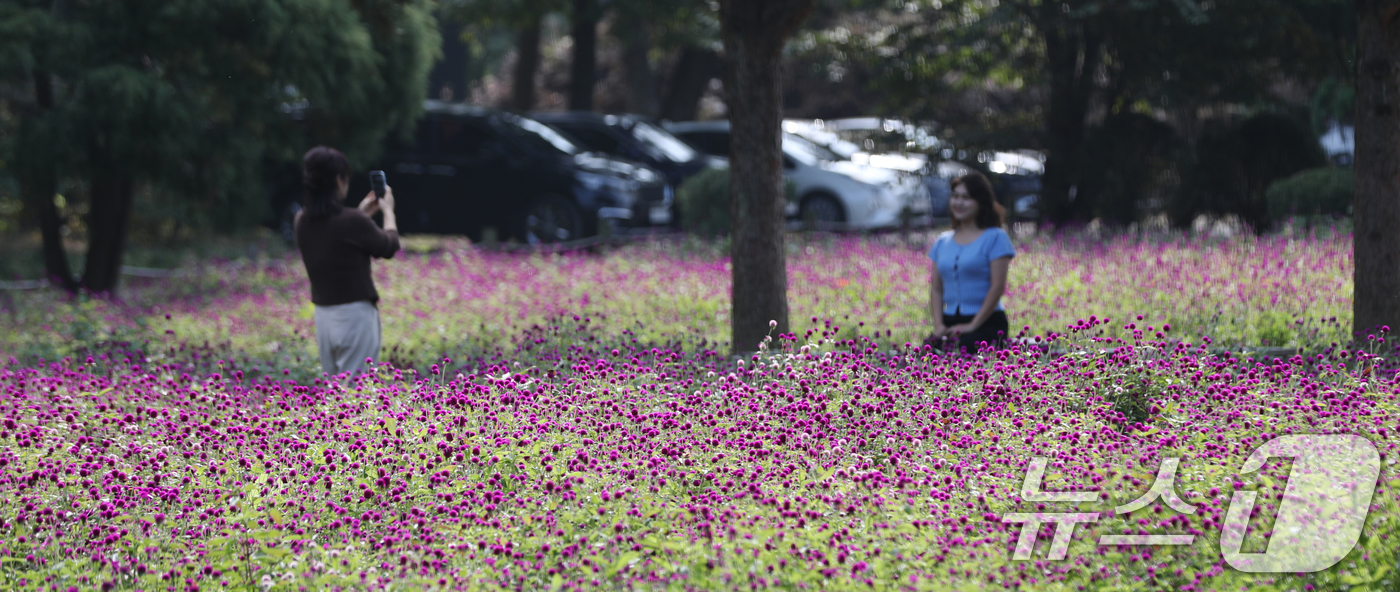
left=784, top=118, right=940, bottom=221
left=783, top=118, right=933, bottom=173
left=664, top=120, right=930, bottom=230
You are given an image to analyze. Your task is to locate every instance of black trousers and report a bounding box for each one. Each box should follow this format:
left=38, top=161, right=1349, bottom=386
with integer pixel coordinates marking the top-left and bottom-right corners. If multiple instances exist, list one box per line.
left=924, top=310, right=1009, bottom=354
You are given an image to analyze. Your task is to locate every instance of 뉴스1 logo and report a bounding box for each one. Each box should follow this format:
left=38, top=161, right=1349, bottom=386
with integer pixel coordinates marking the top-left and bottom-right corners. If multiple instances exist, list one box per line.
left=1001, top=434, right=1381, bottom=573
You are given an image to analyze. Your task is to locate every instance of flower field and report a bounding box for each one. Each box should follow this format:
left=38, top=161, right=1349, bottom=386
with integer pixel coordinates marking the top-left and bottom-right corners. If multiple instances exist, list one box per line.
left=2, top=231, right=1360, bottom=374
left=2, top=230, right=1397, bottom=591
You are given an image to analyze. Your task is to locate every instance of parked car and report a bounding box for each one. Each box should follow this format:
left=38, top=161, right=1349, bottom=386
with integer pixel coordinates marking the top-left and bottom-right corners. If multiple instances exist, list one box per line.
left=664, top=120, right=930, bottom=230
left=977, top=150, right=1043, bottom=221
left=917, top=152, right=1042, bottom=222
left=268, top=101, right=671, bottom=245
left=783, top=119, right=943, bottom=221
left=784, top=119, right=929, bottom=171
left=787, top=118, right=955, bottom=217
left=530, top=112, right=719, bottom=189
left=1319, top=122, right=1354, bottom=167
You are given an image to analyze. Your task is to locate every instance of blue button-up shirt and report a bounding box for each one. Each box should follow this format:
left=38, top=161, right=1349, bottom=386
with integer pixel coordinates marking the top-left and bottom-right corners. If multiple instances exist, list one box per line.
left=928, top=228, right=1016, bottom=315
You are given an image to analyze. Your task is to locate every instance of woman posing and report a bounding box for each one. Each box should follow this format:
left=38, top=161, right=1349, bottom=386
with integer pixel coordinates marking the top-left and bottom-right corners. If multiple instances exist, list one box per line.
left=926, top=172, right=1015, bottom=353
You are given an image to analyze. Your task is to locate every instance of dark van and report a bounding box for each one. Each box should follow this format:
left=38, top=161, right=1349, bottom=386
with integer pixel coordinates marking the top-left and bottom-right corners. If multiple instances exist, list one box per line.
left=269, top=101, right=672, bottom=244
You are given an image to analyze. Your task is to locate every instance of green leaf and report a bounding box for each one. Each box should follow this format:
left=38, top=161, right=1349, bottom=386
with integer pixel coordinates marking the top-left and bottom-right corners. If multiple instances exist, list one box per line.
left=1341, top=571, right=1371, bottom=585
left=608, top=551, right=641, bottom=577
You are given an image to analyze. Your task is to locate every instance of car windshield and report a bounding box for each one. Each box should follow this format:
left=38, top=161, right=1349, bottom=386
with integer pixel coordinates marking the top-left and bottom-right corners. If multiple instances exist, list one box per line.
left=790, top=126, right=860, bottom=159
left=503, top=115, right=580, bottom=155
left=631, top=122, right=697, bottom=162
left=783, top=134, right=841, bottom=166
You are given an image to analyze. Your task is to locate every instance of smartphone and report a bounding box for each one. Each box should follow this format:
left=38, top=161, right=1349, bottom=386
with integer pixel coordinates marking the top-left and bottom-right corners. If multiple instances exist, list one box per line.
left=369, top=170, right=387, bottom=199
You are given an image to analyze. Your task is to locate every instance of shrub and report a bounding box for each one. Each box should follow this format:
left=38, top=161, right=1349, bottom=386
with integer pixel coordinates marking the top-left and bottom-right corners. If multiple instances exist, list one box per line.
left=1172, top=113, right=1326, bottom=230
left=1266, top=167, right=1352, bottom=224
left=676, top=167, right=795, bottom=237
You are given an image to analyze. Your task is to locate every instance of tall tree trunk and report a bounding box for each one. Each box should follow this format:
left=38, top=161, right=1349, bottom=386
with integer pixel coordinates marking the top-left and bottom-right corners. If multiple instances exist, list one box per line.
left=660, top=47, right=722, bottom=122
left=1038, top=11, right=1103, bottom=226
left=622, top=25, right=658, bottom=117
left=25, top=68, right=79, bottom=292
left=569, top=0, right=599, bottom=111
left=1354, top=0, right=1400, bottom=336
left=429, top=16, right=468, bottom=102
left=29, top=173, right=76, bottom=291
left=718, top=0, right=814, bottom=355
left=510, top=18, right=542, bottom=113
left=81, top=164, right=135, bottom=295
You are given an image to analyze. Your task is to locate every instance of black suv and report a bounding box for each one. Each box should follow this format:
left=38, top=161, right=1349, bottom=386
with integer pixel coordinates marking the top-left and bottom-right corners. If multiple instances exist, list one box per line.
left=270, top=101, right=671, bottom=244
left=529, top=112, right=717, bottom=189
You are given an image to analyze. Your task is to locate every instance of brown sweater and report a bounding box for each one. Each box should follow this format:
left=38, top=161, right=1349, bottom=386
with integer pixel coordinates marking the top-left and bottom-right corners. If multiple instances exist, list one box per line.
left=295, top=206, right=400, bottom=306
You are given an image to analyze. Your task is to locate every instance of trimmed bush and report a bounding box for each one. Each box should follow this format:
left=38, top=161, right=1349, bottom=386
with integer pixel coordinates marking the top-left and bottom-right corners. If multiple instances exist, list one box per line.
left=1172, top=113, right=1327, bottom=230
left=676, top=167, right=796, bottom=237
left=1266, top=166, right=1352, bottom=223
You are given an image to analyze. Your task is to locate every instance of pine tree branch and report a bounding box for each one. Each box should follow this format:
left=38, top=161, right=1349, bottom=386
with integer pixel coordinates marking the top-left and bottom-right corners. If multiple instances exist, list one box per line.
left=0, top=82, right=39, bottom=116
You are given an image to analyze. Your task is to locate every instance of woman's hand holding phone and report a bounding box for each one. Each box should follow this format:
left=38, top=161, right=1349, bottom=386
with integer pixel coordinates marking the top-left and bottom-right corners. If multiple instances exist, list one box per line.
left=359, top=185, right=395, bottom=214
left=358, top=192, right=381, bottom=216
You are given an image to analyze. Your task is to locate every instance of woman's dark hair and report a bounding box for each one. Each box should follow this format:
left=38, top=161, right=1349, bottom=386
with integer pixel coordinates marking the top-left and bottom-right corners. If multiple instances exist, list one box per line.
left=950, top=171, right=1006, bottom=229
left=302, top=146, right=351, bottom=218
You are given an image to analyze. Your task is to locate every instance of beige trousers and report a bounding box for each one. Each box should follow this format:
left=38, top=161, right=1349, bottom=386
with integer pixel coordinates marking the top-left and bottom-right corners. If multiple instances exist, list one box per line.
left=313, top=300, right=380, bottom=376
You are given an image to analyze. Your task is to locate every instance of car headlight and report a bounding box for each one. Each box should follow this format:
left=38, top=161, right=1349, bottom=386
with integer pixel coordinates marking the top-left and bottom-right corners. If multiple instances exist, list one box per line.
left=577, top=171, right=641, bottom=205
left=633, top=167, right=661, bottom=184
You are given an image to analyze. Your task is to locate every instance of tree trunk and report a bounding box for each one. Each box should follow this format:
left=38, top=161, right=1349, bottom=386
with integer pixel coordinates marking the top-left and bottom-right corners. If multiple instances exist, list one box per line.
left=1354, top=0, right=1400, bottom=337
left=569, top=0, right=599, bottom=111
left=30, top=174, right=77, bottom=291
left=81, top=165, right=135, bottom=295
left=25, top=68, right=79, bottom=292
left=622, top=25, right=658, bottom=117
left=718, top=0, right=814, bottom=355
left=510, top=18, right=542, bottom=113
left=1038, top=11, right=1103, bottom=226
left=660, top=47, right=722, bottom=122
left=429, top=16, right=468, bottom=102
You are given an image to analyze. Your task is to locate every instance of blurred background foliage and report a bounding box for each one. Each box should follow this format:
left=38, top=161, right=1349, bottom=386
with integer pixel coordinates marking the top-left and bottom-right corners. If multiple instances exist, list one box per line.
left=0, top=0, right=1359, bottom=274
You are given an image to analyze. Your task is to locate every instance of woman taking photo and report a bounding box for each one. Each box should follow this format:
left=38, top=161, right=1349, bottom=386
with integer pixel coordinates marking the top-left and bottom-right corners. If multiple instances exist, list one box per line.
left=926, top=172, right=1015, bottom=353
left=295, top=146, right=400, bottom=376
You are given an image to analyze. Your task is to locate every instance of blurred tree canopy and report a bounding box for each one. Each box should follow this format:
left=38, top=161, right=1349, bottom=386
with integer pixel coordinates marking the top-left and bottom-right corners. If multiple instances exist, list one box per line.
left=442, top=0, right=563, bottom=111
left=0, top=0, right=1366, bottom=278
left=441, top=0, right=720, bottom=118
left=800, top=0, right=1354, bottom=226
left=0, top=0, right=440, bottom=294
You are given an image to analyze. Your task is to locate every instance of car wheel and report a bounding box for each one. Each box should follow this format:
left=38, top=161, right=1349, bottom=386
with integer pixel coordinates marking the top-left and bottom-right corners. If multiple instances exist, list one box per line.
left=279, top=202, right=301, bottom=246
left=800, top=194, right=845, bottom=228
left=521, top=195, right=585, bottom=245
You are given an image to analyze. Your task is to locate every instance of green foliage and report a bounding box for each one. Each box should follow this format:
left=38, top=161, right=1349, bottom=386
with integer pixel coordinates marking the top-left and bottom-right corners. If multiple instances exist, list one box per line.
left=441, top=0, right=564, bottom=30
left=1311, top=78, right=1356, bottom=133
left=1266, top=167, right=1353, bottom=224
left=2, top=0, right=441, bottom=235
left=1172, top=113, right=1327, bottom=230
left=1256, top=310, right=1295, bottom=348
left=1080, top=112, right=1188, bottom=225
left=676, top=167, right=730, bottom=237
left=676, top=168, right=795, bottom=237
